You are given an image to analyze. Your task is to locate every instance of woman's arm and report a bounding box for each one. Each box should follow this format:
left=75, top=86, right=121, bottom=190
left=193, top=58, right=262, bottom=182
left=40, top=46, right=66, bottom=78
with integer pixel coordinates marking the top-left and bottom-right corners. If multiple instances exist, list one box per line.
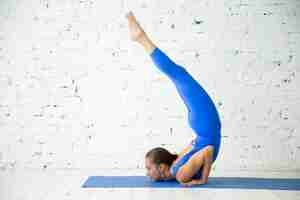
left=176, top=145, right=214, bottom=186
left=180, top=151, right=213, bottom=186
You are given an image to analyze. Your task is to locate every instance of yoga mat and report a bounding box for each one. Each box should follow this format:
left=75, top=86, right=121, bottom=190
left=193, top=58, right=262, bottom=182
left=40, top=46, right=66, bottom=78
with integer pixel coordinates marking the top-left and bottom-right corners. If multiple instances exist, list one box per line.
left=82, top=176, right=300, bottom=190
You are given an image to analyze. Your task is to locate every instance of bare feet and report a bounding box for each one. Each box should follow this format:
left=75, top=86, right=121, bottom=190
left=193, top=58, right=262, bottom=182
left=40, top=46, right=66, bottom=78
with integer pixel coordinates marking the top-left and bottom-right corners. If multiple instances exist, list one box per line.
left=125, top=11, right=147, bottom=42
left=126, top=11, right=156, bottom=54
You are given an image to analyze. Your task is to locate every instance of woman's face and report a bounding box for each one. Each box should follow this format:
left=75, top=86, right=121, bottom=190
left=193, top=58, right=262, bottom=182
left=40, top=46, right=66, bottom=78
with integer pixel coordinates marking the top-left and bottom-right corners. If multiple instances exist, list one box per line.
left=145, top=158, right=162, bottom=181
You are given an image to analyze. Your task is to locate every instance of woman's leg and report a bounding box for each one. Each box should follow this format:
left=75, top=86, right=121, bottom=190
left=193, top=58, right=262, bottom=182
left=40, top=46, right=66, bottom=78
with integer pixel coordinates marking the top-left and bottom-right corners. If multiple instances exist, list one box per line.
left=150, top=47, right=221, bottom=137
left=126, top=12, right=221, bottom=137
left=149, top=48, right=212, bottom=113
left=126, top=12, right=203, bottom=113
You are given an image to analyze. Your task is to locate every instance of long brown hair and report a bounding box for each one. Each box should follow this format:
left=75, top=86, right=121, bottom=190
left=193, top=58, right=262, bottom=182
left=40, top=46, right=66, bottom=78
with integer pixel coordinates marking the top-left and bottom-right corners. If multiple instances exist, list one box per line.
left=145, top=147, right=178, bottom=166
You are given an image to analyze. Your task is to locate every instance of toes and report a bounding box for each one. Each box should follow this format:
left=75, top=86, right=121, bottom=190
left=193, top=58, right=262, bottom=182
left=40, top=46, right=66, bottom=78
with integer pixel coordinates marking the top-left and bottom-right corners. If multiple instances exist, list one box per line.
left=126, top=11, right=134, bottom=20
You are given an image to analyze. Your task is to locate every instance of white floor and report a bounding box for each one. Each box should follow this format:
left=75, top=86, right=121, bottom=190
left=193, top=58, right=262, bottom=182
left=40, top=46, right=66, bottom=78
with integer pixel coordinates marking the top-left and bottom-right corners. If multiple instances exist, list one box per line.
left=1, top=168, right=299, bottom=200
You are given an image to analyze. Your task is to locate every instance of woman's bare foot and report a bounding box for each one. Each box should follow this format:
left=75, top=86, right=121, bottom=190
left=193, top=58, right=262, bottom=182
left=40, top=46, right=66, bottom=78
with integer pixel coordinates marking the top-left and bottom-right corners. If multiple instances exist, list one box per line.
left=126, top=11, right=147, bottom=42
left=125, top=11, right=156, bottom=54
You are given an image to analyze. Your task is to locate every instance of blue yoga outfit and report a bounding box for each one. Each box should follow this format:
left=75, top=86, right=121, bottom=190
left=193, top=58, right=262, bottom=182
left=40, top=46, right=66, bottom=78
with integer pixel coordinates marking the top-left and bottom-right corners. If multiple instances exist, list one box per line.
left=150, top=47, right=222, bottom=179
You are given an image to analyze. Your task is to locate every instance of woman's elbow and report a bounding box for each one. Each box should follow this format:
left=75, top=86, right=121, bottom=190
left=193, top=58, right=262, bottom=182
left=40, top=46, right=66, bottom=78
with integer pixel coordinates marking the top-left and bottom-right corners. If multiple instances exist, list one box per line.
left=176, top=173, right=190, bottom=183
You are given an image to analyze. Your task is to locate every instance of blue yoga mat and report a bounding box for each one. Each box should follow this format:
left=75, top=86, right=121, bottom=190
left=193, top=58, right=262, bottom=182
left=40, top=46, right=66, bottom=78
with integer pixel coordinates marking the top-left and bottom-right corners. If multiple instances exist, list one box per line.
left=82, top=176, right=300, bottom=190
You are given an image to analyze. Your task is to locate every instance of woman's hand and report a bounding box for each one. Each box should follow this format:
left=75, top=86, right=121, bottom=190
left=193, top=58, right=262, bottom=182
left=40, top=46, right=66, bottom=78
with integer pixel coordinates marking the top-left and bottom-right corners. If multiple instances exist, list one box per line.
left=180, top=179, right=207, bottom=187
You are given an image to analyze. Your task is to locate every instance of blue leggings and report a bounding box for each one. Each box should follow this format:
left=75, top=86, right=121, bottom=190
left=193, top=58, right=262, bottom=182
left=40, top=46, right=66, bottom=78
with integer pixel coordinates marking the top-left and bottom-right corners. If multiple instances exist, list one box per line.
left=150, top=47, right=222, bottom=179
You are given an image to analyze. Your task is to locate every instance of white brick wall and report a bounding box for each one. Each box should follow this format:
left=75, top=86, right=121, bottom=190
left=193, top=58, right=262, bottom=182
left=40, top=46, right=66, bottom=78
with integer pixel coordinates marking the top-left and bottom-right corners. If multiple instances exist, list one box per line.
left=0, top=0, right=299, bottom=173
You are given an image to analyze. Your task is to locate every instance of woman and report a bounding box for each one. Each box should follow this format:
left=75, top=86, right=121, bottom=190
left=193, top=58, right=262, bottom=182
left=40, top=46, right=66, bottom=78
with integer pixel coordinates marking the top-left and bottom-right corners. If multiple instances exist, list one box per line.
left=126, top=11, right=222, bottom=187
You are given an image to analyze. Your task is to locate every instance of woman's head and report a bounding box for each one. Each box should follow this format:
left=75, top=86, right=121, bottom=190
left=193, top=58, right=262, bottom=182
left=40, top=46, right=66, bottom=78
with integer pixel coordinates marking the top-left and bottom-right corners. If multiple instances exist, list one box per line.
left=145, top=147, right=178, bottom=181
